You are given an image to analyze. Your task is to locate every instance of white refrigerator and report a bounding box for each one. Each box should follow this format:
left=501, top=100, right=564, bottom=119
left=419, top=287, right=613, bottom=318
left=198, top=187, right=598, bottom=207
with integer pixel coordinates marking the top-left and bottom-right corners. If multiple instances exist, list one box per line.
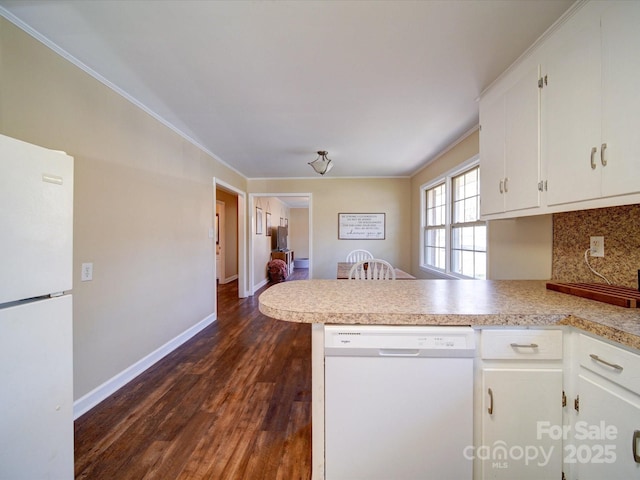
left=0, top=133, right=74, bottom=479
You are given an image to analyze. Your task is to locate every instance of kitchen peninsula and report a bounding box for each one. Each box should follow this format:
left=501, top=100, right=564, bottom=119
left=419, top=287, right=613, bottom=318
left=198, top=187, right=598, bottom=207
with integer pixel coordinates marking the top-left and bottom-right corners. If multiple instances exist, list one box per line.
left=259, top=280, right=640, bottom=347
left=259, top=279, right=640, bottom=480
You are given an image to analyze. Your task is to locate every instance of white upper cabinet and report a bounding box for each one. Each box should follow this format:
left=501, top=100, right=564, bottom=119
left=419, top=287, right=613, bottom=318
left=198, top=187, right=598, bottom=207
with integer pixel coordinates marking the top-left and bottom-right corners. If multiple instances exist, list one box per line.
left=480, top=57, right=541, bottom=217
left=481, top=1, right=640, bottom=218
left=600, top=2, right=640, bottom=198
left=543, top=1, right=640, bottom=207
left=479, top=90, right=506, bottom=216
left=542, top=4, right=602, bottom=206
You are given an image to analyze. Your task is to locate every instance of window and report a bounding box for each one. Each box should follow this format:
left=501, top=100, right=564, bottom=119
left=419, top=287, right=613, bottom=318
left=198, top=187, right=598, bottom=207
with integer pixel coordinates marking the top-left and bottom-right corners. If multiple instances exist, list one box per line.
left=424, top=183, right=446, bottom=270
left=422, top=160, right=486, bottom=279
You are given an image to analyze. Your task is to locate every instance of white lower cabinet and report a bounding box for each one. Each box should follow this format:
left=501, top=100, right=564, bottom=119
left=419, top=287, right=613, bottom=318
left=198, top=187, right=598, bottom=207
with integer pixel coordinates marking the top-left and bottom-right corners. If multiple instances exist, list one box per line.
left=574, top=374, right=640, bottom=479
left=478, top=329, right=564, bottom=480
left=570, top=334, right=640, bottom=480
left=481, top=368, right=563, bottom=479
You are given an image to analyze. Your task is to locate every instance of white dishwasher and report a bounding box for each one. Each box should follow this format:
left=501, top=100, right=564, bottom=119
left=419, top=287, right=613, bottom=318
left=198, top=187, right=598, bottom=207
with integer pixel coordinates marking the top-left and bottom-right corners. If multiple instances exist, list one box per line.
left=324, top=325, right=475, bottom=480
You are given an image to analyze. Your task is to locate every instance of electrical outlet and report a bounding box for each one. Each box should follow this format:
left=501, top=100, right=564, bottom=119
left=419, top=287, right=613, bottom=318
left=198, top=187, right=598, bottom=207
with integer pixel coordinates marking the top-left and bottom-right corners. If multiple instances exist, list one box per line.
left=81, top=262, right=93, bottom=281
left=590, top=236, right=604, bottom=257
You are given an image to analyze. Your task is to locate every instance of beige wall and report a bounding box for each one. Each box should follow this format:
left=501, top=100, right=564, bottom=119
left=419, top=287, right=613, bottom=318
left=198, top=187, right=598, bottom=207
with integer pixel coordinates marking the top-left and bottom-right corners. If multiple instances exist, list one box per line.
left=1, top=18, right=247, bottom=400
left=290, top=208, right=310, bottom=259
left=410, top=129, right=553, bottom=280
left=248, top=178, right=412, bottom=279
left=488, top=215, right=553, bottom=279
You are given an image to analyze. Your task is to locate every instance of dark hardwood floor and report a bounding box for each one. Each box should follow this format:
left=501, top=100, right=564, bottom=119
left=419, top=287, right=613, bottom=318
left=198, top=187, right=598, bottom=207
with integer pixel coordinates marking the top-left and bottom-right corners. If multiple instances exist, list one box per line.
left=75, top=269, right=311, bottom=480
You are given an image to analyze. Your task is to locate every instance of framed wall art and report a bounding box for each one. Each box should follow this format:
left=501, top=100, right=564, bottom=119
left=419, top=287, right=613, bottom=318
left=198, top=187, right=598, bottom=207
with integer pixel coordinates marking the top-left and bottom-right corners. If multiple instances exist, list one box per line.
left=338, top=213, right=385, bottom=240
left=256, top=206, right=263, bottom=235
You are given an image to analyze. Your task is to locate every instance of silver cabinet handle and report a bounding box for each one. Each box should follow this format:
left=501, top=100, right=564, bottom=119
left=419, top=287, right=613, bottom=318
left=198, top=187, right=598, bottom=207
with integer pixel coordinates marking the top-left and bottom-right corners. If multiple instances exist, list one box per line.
left=589, top=353, right=623, bottom=371
left=499, top=179, right=504, bottom=194
left=510, top=343, right=539, bottom=348
left=503, top=177, right=509, bottom=193
left=601, top=143, right=607, bottom=166
left=487, top=387, right=494, bottom=415
left=633, top=430, right=640, bottom=463
left=590, top=146, right=597, bottom=169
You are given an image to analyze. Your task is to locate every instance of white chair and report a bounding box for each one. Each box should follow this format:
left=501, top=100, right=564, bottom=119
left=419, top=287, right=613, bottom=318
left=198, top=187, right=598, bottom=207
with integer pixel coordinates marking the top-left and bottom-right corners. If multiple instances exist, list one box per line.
left=346, top=249, right=374, bottom=263
left=348, top=259, right=396, bottom=280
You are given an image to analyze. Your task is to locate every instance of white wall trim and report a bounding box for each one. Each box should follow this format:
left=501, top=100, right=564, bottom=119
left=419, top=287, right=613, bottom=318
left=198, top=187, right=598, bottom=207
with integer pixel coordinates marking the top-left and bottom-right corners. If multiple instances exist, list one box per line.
left=220, top=274, right=238, bottom=284
left=254, top=277, right=269, bottom=292
left=73, top=312, right=216, bottom=419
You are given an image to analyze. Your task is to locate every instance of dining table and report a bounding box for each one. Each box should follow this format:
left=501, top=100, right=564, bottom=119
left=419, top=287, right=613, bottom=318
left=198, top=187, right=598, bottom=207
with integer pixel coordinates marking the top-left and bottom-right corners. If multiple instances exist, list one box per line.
left=336, top=262, right=416, bottom=280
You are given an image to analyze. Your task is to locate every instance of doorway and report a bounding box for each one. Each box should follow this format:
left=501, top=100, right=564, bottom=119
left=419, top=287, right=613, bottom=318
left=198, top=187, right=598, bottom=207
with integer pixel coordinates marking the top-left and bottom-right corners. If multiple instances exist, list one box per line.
left=215, top=200, right=225, bottom=282
left=248, top=193, right=312, bottom=294
left=214, top=178, right=247, bottom=298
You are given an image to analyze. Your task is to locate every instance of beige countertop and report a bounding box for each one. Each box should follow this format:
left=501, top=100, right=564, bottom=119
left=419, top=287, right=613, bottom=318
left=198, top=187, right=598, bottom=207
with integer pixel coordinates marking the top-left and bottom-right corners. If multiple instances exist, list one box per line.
left=258, top=279, right=640, bottom=350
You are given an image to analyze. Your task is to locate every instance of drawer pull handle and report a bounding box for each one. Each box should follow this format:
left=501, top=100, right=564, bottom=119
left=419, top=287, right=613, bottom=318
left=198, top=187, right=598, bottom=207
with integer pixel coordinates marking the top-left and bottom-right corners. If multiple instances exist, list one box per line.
left=510, top=343, right=539, bottom=348
left=589, top=353, right=623, bottom=371
left=590, top=146, right=597, bottom=169
left=634, top=430, right=640, bottom=463
left=487, top=388, right=494, bottom=415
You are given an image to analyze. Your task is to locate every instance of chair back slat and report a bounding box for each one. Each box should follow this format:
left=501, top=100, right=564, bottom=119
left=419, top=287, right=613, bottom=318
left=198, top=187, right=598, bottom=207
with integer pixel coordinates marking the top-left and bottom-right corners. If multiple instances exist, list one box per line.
left=348, top=259, right=396, bottom=280
left=346, top=249, right=374, bottom=263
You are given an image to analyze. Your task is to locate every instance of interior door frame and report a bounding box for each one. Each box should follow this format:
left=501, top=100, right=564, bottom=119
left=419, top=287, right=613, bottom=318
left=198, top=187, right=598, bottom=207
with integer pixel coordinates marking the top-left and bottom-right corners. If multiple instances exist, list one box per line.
left=214, top=178, right=248, bottom=298
left=215, top=200, right=225, bottom=282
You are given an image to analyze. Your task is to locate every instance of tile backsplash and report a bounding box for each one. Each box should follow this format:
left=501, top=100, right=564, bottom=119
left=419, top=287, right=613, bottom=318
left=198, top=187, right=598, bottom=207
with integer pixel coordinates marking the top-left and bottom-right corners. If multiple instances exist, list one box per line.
left=553, top=204, right=640, bottom=289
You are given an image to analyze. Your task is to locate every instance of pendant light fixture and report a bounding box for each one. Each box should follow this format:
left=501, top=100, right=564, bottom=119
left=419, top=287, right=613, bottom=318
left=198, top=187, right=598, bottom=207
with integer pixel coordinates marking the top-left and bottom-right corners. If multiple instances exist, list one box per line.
left=308, top=150, right=333, bottom=175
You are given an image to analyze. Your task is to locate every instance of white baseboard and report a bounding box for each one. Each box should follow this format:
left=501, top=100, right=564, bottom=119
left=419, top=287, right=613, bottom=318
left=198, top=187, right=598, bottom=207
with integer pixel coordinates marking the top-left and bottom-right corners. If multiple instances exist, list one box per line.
left=253, top=277, right=269, bottom=294
left=73, top=312, right=216, bottom=419
left=220, top=274, right=238, bottom=284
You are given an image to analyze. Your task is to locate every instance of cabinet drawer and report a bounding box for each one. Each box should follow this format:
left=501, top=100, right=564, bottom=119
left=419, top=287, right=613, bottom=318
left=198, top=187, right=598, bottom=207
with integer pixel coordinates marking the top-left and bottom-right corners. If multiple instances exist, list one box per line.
left=578, top=334, right=640, bottom=394
left=481, top=329, right=563, bottom=360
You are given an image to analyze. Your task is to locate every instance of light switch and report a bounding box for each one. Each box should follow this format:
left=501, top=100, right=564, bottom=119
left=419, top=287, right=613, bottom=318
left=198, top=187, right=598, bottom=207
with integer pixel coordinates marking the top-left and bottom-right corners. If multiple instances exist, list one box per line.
left=81, top=262, right=93, bottom=281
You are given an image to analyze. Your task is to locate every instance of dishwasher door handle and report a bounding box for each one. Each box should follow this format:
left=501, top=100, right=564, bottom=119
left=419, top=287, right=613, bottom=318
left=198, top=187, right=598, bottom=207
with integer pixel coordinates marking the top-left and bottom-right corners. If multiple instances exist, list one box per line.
left=378, top=348, right=420, bottom=357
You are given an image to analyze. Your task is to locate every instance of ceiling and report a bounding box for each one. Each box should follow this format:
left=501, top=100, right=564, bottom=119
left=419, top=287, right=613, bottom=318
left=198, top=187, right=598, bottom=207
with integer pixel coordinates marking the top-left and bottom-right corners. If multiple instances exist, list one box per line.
left=0, top=0, right=574, bottom=179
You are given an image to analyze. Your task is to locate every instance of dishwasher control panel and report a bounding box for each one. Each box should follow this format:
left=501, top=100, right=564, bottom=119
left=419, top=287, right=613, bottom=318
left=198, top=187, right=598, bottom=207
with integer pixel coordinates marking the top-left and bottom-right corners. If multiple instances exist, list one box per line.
left=324, top=325, right=476, bottom=357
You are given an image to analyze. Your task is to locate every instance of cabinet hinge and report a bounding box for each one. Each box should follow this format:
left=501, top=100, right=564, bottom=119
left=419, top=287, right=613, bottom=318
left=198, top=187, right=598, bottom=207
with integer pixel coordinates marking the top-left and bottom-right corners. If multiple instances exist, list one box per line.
left=574, top=395, right=580, bottom=413
left=537, top=75, right=548, bottom=89
left=562, top=390, right=567, bottom=407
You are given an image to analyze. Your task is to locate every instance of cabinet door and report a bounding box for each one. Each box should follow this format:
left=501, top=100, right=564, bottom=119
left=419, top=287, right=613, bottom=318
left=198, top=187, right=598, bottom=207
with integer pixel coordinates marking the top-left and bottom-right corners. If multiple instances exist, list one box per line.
left=480, top=94, right=506, bottom=216
left=504, top=62, right=541, bottom=212
left=575, top=374, right=640, bottom=480
left=542, top=7, right=602, bottom=206
left=480, top=60, right=540, bottom=217
left=481, top=368, right=563, bottom=480
left=600, top=2, right=640, bottom=198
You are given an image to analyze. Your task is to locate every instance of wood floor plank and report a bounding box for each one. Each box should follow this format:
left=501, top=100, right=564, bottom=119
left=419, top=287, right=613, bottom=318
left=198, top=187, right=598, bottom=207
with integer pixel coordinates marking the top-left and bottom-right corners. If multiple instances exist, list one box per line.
left=75, top=271, right=312, bottom=479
